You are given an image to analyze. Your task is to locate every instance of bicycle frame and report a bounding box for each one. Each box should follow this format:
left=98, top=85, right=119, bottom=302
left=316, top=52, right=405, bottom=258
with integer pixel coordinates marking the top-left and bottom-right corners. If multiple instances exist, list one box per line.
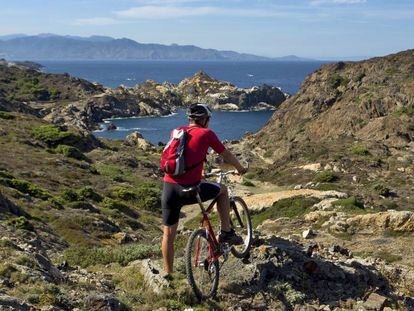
left=194, top=192, right=222, bottom=265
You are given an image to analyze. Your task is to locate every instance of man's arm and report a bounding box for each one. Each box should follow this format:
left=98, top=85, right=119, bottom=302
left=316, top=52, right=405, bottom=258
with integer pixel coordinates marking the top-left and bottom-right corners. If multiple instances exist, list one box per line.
left=220, top=149, right=247, bottom=175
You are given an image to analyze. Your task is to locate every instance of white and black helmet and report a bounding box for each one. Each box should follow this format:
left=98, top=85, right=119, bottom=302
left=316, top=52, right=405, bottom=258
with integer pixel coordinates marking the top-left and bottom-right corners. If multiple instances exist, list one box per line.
left=186, top=104, right=212, bottom=119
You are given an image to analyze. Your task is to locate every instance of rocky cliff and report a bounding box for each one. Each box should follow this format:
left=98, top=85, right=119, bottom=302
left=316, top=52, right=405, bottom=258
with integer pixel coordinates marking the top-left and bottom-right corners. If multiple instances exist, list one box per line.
left=178, top=71, right=287, bottom=111
left=242, top=49, right=414, bottom=210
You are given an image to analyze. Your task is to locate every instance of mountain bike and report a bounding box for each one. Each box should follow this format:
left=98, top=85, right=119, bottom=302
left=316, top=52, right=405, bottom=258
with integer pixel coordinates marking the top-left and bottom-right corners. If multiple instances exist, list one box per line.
left=184, top=168, right=253, bottom=301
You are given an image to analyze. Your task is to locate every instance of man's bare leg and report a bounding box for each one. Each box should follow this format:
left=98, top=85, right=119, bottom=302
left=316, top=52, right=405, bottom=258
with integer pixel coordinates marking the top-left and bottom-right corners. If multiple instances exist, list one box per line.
left=216, top=185, right=231, bottom=231
left=162, top=223, right=178, bottom=274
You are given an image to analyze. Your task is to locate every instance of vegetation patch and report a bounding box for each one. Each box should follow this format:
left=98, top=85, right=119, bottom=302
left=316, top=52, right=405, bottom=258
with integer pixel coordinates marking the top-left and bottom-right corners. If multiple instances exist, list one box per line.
left=0, top=111, right=15, bottom=120
left=329, top=73, right=349, bottom=89
left=332, top=196, right=365, bottom=214
left=6, top=216, right=34, bottom=231
left=314, top=171, right=337, bottom=183
left=372, top=183, right=391, bottom=197
left=63, top=244, right=161, bottom=268
left=241, top=179, right=255, bottom=187
left=350, top=144, right=370, bottom=156
left=110, top=186, right=137, bottom=201
left=393, top=106, right=414, bottom=117
left=55, top=144, right=87, bottom=161
left=250, top=196, right=319, bottom=228
left=32, top=125, right=82, bottom=148
left=78, top=186, right=102, bottom=202
left=5, top=178, right=51, bottom=200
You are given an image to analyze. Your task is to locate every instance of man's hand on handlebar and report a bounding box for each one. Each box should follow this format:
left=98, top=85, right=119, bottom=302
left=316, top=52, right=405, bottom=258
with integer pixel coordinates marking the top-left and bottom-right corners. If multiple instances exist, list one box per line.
left=237, top=166, right=248, bottom=175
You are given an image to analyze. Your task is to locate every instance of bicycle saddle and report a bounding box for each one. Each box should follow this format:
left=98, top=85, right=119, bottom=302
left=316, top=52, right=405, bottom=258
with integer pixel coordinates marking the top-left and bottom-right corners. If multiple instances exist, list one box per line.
left=182, top=185, right=200, bottom=197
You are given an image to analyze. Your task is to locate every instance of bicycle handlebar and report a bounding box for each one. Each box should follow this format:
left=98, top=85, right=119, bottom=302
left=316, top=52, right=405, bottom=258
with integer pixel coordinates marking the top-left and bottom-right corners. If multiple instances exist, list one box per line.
left=204, top=161, right=249, bottom=178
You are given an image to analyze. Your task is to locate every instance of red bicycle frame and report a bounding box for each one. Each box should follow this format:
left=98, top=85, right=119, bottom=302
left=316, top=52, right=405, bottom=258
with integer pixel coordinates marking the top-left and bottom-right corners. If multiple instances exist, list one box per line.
left=193, top=193, right=222, bottom=268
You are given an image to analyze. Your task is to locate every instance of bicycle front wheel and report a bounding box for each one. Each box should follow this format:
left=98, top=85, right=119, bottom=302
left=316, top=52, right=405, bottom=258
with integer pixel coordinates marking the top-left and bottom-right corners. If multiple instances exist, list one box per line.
left=185, top=228, right=219, bottom=301
left=230, top=196, right=252, bottom=258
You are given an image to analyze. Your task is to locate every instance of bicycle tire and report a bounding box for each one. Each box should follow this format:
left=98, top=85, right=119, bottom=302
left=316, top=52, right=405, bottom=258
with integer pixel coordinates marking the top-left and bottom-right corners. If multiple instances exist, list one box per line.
left=229, top=196, right=253, bottom=258
left=185, top=228, right=219, bottom=301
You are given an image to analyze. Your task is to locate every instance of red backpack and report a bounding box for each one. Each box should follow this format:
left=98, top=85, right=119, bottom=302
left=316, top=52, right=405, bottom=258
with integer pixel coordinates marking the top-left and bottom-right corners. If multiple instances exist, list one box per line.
left=160, top=127, right=204, bottom=176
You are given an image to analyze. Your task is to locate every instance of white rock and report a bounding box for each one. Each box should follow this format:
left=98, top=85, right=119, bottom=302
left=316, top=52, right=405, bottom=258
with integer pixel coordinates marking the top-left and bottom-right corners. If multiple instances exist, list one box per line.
left=299, top=163, right=321, bottom=171
left=302, top=229, right=314, bottom=239
left=294, top=184, right=302, bottom=190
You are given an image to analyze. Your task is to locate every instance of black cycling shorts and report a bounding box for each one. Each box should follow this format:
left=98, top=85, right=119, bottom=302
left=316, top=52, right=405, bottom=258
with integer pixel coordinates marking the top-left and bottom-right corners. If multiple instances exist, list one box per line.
left=161, top=181, right=222, bottom=226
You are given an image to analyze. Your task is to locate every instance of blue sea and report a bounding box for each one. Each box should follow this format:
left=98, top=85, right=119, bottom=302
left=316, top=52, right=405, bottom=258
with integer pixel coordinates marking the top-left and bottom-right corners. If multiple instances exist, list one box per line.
left=40, top=60, right=326, bottom=143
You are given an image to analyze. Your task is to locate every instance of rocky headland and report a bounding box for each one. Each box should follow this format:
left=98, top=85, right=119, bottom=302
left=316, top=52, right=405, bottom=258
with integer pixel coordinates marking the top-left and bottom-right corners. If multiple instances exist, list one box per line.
left=0, top=61, right=287, bottom=132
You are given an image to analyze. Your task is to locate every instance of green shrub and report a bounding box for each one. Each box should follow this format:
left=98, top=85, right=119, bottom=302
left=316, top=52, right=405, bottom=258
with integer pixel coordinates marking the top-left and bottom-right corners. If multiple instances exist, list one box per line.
left=78, top=186, right=102, bottom=202
left=329, top=73, right=349, bottom=89
left=0, top=168, right=14, bottom=179
left=111, top=187, right=137, bottom=201
left=332, top=196, right=365, bottom=213
left=372, top=183, right=391, bottom=196
left=314, top=171, right=337, bottom=183
left=32, top=125, right=82, bottom=148
left=6, top=216, right=34, bottom=231
left=63, top=244, right=161, bottom=268
left=68, top=201, right=94, bottom=210
left=135, top=183, right=161, bottom=212
left=61, top=189, right=79, bottom=202
left=0, top=111, right=15, bottom=120
left=55, top=144, right=86, bottom=160
left=103, top=197, right=136, bottom=217
left=6, top=178, right=51, bottom=200
left=241, top=179, right=255, bottom=187
left=350, top=144, right=370, bottom=156
left=393, top=106, right=414, bottom=117
left=250, top=196, right=319, bottom=228
left=47, top=197, right=64, bottom=210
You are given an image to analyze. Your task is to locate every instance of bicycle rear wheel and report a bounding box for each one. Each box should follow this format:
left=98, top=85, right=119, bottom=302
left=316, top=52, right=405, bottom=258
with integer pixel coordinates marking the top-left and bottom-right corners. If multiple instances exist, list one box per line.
left=185, top=228, right=219, bottom=301
left=229, top=196, right=252, bottom=258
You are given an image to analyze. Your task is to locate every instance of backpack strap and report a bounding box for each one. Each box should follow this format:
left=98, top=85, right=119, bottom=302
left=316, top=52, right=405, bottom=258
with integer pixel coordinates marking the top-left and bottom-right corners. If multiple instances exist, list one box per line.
left=184, top=126, right=206, bottom=173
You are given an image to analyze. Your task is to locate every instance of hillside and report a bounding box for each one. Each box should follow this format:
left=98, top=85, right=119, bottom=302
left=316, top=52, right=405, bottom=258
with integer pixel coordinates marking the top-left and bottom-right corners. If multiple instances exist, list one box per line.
left=1, top=51, right=414, bottom=310
left=244, top=49, right=414, bottom=210
left=0, top=34, right=269, bottom=61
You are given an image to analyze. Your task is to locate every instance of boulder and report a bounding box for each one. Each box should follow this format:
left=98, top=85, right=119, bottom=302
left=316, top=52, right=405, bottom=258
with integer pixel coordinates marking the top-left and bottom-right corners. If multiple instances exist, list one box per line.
left=84, top=295, right=128, bottom=311
left=124, top=131, right=153, bottom=150
left=363, top=292, right=389, bottom=311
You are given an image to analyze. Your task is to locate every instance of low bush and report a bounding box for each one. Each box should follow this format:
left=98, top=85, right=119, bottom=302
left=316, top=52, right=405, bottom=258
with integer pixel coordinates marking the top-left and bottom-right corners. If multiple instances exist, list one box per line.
left=63, top=244, right=161, bottom=268
left=61, top=189, right=79, bottom=202
left=67, top=201, right=95, bottom=211
left=111, top=187, right=137, bottom=201
left=78, top=186, right=102, bottom=202
left=314, top=171, right=337, bottom=183
left=55, top=144, right=86, bottom=161
left=350, top=144, right=370, bottom=156
left=332, top=196, right=365, bottom=213
left=372, top=183, right=391, bottom=197
left=135, top=183, right=161, bottom=212
left=0, top=111, right=15, bottom=120
left=241, top=179, right=255, bottom=187
left=6, top=216, right=34, bottom=231
left=32, top=125, right=82, bottom=148
left=6, top=178, right=51, bottom=200
left=250, top=196, right=319, bottom=228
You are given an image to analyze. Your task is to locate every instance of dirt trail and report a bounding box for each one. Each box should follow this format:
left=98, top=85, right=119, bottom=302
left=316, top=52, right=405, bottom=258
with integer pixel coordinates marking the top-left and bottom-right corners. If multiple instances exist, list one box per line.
left=178, top=188, right=347, bottom=231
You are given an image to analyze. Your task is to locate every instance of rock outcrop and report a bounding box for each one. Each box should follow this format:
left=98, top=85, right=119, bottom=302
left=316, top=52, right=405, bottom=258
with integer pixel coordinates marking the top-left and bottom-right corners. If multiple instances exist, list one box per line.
left=178, top=71, right=287, bottom=110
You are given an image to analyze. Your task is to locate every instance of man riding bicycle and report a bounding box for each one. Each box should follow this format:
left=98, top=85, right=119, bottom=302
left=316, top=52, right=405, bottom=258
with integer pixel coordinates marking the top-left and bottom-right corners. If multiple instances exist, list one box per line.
left=161, top=104, right=248, bottom=274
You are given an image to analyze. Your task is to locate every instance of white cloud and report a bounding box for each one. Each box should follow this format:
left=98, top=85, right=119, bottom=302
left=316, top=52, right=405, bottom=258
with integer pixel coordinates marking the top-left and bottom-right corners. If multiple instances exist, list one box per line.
left=73, top=17, right=117, bottom=26
left=310, top=0, right=367, bottom=5
left=115, top=5, right=281, bottom=19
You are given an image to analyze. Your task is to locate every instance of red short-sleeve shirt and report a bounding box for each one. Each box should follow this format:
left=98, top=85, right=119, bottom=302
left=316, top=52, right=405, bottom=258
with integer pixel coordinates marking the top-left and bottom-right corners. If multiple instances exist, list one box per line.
left=163, top=125, right=226, bottom=185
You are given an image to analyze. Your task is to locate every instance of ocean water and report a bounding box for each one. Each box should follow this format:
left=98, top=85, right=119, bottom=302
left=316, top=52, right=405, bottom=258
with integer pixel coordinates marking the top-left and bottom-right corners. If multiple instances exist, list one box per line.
left=40, top=60, right=325, bottom=94
left=94, top=110, right=273, bottom=144
left=40, top=60, right=325, bottom=142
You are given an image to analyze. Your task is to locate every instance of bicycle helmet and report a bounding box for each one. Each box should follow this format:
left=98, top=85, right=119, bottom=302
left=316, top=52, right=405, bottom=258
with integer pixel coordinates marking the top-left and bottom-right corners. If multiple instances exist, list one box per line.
left=186, top=104, right=212, bottom=119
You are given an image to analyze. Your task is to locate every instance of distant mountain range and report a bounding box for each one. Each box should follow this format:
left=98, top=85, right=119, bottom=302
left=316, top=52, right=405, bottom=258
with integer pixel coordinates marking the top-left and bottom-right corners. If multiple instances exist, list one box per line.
left=0, top=34, right=313, bottom=61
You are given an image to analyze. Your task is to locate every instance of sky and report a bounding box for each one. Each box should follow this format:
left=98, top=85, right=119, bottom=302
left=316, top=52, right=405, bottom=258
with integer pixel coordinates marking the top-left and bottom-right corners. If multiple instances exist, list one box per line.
left=0, top=0, right=413, bottom=59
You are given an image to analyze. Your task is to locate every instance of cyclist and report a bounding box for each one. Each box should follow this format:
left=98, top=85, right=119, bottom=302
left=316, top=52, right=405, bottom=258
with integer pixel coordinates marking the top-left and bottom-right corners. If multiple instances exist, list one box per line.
left=161, top=104, right=248, bottom=274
